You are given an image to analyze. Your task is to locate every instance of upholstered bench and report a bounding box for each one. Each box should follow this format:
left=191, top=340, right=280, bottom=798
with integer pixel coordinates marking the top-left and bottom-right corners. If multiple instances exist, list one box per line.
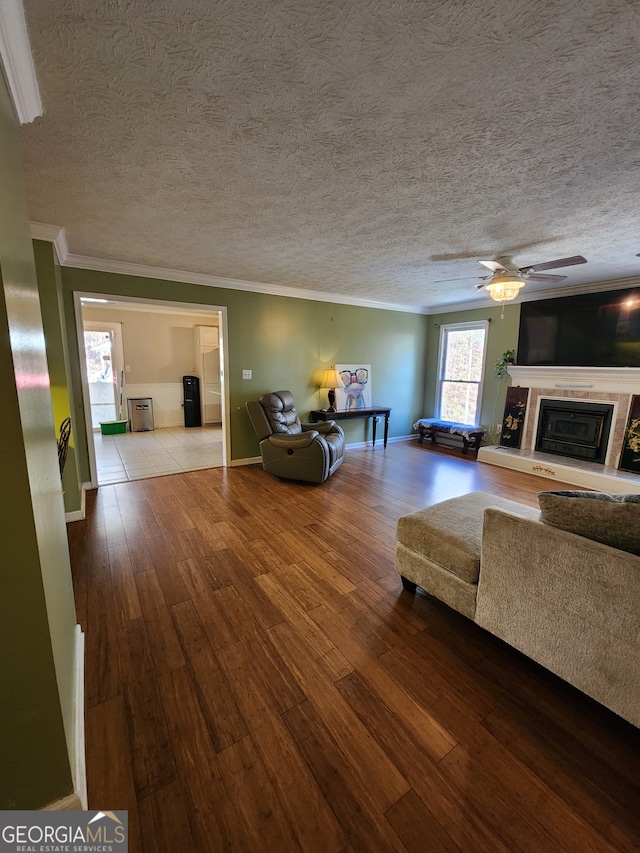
left=413, top=418, right=487, bottom=454
left=395, top=492, right=539, bottom=619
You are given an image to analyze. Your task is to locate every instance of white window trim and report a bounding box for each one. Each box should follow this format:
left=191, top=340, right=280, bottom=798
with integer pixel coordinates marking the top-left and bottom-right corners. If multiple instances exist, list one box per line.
left=436, top=320, right=489, bottom=425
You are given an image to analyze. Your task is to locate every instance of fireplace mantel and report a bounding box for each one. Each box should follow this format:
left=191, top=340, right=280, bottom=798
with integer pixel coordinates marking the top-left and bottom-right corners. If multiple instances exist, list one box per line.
left=507, top=365, right=640, bottom=394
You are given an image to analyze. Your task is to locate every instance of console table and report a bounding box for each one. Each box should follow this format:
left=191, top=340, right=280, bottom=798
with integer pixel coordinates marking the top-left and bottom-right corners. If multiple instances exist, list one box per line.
left=309, top=407, right=391, bottom=447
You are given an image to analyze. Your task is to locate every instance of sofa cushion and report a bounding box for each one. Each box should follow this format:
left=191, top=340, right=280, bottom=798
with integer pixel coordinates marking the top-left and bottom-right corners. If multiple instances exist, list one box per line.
left=538, top=491, right=640, bottom=555
left=396, top=491, right=539, bottom=585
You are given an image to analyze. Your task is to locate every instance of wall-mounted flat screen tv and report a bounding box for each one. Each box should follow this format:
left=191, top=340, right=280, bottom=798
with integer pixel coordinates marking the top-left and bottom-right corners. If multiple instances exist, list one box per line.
left=517, top=288, right=640, bottom=367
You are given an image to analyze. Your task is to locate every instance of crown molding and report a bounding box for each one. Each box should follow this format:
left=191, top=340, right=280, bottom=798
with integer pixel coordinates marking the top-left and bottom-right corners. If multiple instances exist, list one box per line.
left=31, top=222, right=640, bottom=316
left=62, top=254, right=427, bottom=313
left=30, top=222, right=69, bottom=264
left=29, top=224, right=427, bottom=314
left=430, top=295, right=508, bottom=314
left=517, top=275, right=640, bottom=302
left=0, top=0, right=42, bottom=124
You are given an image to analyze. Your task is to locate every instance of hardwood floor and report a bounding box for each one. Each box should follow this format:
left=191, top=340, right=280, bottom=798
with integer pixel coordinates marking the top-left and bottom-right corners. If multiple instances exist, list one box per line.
left=67, top=441, right=640, bottom=852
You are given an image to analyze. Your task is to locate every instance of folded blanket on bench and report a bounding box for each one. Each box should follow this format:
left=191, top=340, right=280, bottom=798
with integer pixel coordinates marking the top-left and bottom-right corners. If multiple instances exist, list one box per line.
left=413, top=418, right=485, bottom=439
left=413, top=418, right=486, bottom=454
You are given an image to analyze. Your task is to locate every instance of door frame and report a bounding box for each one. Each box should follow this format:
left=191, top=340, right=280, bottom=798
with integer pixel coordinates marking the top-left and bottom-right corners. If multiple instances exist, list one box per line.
left=82, top=319, right=126, bottom=428
left=73, top=292, right=231, bottom=488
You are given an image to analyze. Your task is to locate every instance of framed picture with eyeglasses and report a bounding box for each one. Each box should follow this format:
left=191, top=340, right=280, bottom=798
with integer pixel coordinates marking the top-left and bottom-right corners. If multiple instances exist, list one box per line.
left=335, top=364, right=372, bottom=411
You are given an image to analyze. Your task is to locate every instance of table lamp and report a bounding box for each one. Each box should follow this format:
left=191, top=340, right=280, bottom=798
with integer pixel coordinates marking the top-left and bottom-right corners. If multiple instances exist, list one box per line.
left=320, top=367, right=344, bottom=412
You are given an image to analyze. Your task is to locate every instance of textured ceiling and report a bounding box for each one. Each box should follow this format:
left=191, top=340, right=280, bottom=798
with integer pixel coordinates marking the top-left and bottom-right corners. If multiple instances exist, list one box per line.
left=18, top=0, right=640, bottom=310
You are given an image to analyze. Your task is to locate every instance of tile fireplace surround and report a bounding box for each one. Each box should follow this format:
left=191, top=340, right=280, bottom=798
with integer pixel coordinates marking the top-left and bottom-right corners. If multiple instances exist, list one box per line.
left=478, top=366, right=640, bottom=493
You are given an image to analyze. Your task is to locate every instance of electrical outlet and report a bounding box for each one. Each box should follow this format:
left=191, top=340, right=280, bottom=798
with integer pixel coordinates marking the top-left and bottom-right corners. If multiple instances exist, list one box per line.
left=496, top=423, right=502, bottom=434
left=242, top=369, right=252, bottom=379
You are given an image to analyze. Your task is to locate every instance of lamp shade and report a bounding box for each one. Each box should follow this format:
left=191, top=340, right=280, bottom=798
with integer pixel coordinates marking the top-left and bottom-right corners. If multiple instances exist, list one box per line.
left=320, top=368, right=344, bottom=389
left=485, top=273, right=526, bottom=303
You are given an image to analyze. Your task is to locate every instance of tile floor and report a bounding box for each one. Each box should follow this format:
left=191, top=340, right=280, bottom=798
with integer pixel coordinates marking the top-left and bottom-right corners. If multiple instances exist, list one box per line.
left=94, top=425, right=224, bottom=485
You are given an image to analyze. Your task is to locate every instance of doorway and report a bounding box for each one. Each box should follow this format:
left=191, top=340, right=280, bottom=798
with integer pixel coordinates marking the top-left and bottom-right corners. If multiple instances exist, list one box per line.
left=75, top=294, right=230, bottom=487
left=82, top=321, right=126, bottom=428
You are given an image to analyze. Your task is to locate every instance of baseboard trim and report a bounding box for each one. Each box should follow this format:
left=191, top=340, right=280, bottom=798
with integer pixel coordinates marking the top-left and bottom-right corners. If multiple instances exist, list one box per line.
left=65, top=512, right=84, bottom=522
left=230, top=456, right=262, bottom=467
left=42, top=626, right=87, bottom=811
left=65, top=483, right=88, bottom=523
left=41, top=791, right=85, bottom=811
left=232, top=440, right=412, bottom=464
left=346, top=434, right=414, bottom=449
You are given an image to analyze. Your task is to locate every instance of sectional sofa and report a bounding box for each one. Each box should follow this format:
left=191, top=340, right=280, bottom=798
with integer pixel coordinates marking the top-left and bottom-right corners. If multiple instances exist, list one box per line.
left=395, top=491, right=640, bottom=727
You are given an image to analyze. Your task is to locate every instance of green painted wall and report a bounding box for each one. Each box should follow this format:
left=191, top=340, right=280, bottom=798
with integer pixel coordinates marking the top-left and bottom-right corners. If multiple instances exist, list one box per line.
left=0, top=79, right=76, bottom=807
left=60, top=267, right=428, bottom=479
left=34, top=240, right=82, bottom=513
left=424, top=302, right=521, bottom=443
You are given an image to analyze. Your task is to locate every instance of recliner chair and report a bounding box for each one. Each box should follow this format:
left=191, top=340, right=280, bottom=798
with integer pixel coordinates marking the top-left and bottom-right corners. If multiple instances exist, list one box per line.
left=246, top=390, right=345, bottom=483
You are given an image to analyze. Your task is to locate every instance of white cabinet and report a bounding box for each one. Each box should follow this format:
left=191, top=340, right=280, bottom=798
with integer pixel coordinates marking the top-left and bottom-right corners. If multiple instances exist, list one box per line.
left=195, top=325, right=219, bottom=348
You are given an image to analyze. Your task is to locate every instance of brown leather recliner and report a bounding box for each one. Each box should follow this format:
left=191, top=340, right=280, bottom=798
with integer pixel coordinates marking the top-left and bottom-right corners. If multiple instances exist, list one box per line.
left=246, top=390, right=345, bottom=483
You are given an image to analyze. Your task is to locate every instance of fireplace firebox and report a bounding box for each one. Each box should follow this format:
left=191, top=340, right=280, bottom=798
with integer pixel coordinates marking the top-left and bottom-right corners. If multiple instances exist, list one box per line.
left=535, top=399, right=614, bottom=463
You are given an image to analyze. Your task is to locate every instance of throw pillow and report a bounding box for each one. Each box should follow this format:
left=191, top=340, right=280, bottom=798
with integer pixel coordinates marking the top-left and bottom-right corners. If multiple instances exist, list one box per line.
left=538, top=491, right=640, bottom=555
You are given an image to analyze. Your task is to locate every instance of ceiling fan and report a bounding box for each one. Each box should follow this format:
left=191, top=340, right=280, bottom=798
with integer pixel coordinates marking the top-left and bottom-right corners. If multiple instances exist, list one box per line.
left=436, top=254, right=587, bottom=303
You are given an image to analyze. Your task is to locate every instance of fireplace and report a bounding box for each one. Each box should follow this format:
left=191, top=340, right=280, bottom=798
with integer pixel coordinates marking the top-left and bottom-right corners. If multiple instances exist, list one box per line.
left=477, top=365, right=640, bottom=493
left=535, top=399, right=613, bottom=463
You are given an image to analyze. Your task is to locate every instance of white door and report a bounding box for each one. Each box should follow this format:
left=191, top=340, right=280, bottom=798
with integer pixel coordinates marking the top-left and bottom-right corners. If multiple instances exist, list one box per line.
left=82, top=321, right=126, bottom=428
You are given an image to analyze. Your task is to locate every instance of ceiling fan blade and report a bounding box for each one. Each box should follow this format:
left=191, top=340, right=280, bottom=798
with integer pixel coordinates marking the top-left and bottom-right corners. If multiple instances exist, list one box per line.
left=526, top=273, right=568, bottom=283
left=478, top=260, right=508, bottom=272
left=433, top=276, right=486, bottom=284
left=523, top=255, right=587, bottom=273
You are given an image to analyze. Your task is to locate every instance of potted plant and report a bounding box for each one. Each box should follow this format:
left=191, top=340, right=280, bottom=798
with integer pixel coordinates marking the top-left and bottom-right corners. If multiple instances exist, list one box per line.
left=495, top=349, right=515, bottom=377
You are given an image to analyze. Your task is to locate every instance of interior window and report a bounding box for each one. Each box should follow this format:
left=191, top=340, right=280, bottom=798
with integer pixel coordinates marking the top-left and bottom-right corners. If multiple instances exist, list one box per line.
left=436, top=321, right=488, bottom=424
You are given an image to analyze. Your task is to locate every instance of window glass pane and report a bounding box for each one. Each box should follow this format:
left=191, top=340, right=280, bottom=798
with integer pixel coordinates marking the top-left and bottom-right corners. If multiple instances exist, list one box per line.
left=443, top=329, right=485, bottom=382
left=440, top=380, right=480, bottom=424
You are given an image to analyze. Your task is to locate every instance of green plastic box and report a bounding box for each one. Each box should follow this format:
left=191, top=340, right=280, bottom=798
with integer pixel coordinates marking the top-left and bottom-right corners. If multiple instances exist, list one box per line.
left=99, top=419, right=128, bottom=435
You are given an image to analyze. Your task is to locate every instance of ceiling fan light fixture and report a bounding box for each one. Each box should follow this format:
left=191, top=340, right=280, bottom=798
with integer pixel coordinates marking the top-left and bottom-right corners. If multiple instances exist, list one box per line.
left=485, top=272, right=526, bottom=303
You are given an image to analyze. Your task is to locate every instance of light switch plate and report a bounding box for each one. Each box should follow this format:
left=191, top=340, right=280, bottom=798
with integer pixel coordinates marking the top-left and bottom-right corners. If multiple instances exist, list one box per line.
left=242, top=369, right=252, bottom=379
